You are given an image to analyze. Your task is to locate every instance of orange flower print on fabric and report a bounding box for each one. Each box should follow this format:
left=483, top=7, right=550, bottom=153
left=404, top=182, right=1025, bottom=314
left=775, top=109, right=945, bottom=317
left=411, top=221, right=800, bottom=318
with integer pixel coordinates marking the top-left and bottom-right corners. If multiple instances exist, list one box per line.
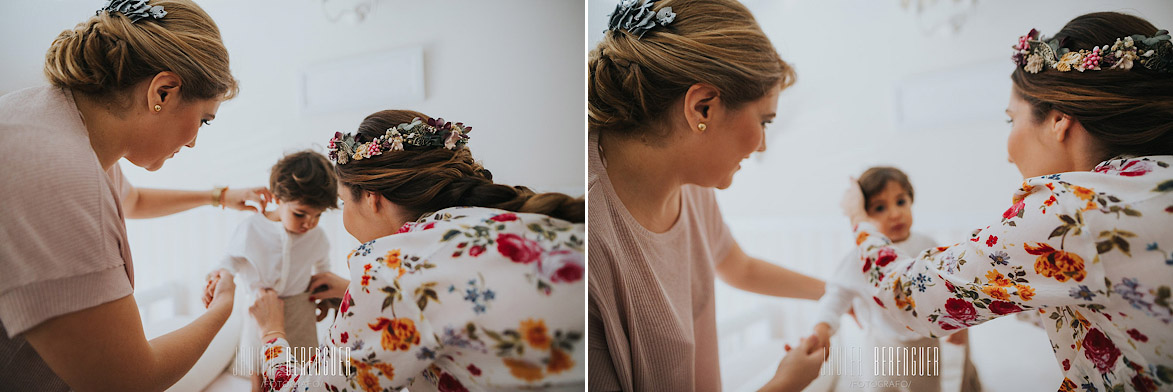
left=373, top=363, right=395, bottom=381
left=1072, top=186, right=1095, bottom=201
left=382, top=249, right=402, bottom=269
left=985, top=269, right=1013, bottom=287
left=368, top=317, right=421, bottom=351
left=547, top=348, right=574, bottom=374
left=264, top=345, right=283, bottom=361
left=855, top=231, right=870, bottom=246
left=381, top=249, right=406, bottom=278
left=357, top=369, right=381, bottom=392
left=520, top=319, right=551, bottom=350
left=1015, top=284, right=1036, bottom=301
left=981, top=285, right=1011, bottom=301
left=1059, top=378, right=1077, bottom=392
left=1025, top=243, right=1087, bottom=282
left=503, top=358, right=544, bottom=382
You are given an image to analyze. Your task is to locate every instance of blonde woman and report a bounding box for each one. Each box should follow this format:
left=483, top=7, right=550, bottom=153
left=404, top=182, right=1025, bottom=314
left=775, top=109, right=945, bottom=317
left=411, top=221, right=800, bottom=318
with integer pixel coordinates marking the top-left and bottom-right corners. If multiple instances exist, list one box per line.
left=0, top=1, right=243, bottom=389
left=588, top=0, right=828, bottom=390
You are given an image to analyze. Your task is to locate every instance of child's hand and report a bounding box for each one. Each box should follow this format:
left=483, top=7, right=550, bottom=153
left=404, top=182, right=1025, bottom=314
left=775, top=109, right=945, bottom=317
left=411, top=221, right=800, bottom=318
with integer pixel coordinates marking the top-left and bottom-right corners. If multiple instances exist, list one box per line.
left=763, top=334, right=826, bottom=392
left=813, top=322, right=833, bottom=351
left=203, top=269, right=236, bottom=309
left=839, top=177, right=869, bottom=227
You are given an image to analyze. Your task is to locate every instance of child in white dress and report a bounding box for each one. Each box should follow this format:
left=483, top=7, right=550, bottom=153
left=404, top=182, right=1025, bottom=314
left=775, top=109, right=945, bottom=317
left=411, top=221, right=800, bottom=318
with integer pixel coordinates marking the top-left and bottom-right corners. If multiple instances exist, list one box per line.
left=815, top=167, right=980, bottom=392
left=211, top=150, right=338, bottom=392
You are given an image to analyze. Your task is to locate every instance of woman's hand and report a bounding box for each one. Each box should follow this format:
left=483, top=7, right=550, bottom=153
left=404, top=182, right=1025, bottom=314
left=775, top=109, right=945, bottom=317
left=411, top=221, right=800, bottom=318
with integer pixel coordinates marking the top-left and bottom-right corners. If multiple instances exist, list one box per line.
left=308, top=272, right=350, bottom=301
left=203, top=269, right=235, bottom=309
left=760, top=334, right=826, bottom=392
left=839, top=177, right=869, bottom=227
left=222, top=186, right=274, bottom=213
left=249, top=289, right=286, bottom=336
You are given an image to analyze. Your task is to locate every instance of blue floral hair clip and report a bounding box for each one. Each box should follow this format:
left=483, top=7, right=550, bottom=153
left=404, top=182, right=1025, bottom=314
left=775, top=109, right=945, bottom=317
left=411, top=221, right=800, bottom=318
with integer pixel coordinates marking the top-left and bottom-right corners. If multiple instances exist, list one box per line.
left=607, top=0, right=676, bottom=39
left=98, top=0, right=166, bottom=23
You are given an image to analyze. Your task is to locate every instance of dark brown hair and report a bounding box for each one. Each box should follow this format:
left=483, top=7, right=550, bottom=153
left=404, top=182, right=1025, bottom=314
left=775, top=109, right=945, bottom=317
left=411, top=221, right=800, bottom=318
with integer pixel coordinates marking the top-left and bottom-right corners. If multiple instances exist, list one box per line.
left=44, top=0, right=238, bottom=103
left=1011, top=12, right=1173, bottom=161
left=270, top=150, right=338, bottom=210
left=858, top=167, right=914, bottom=208
left=588, top=0, right=795, bottom=140
left=334, top=110, right=584, bottom=223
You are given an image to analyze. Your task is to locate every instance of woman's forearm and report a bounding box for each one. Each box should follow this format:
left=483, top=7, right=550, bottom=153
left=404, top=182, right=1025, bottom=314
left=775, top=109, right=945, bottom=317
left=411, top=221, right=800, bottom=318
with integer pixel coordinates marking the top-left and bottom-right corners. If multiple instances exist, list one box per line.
left=738, top=257, right=825, bottom=300
left=144, top=299, right=233, bottom=388
left=126, top=188, right=214, bottom=219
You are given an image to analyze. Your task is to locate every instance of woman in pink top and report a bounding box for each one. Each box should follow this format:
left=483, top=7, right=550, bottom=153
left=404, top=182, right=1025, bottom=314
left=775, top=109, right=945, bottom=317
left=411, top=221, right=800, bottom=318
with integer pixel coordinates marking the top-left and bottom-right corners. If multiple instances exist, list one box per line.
left=0, top=1, right=260, bottom=390
left=587, top=0, right=828, bottom=390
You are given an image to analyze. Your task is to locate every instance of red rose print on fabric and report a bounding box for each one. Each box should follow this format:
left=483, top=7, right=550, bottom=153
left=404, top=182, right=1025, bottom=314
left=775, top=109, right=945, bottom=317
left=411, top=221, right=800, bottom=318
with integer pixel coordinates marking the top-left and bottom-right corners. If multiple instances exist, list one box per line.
left=989, top=301, right=1023, bottom=315
left=876, top=247, right=897, bottom=267
left=1082, top=328, right=1121, bottom=374
left=497, top=233, right=543, bottom=264
left=1003, top=200, right=1026, bottom=220
left=945, top=298, right=978, bottom=322
left=490, top=213, right=519, bottom=222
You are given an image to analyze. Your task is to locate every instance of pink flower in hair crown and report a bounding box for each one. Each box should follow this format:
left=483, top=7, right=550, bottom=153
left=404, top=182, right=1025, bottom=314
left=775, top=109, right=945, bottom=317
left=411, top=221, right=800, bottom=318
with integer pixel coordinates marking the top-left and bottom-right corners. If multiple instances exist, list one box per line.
left=1012, top=28, right=1172, bottom=74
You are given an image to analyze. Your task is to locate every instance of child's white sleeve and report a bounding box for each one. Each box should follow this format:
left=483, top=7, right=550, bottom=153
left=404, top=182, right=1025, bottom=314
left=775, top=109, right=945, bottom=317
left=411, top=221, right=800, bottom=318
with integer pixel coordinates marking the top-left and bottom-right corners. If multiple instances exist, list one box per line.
left=814, top=252, right=860, bottom=334
left=312, top=231, right=332, bottom=274
left=815, top=283, right=854, bottom=334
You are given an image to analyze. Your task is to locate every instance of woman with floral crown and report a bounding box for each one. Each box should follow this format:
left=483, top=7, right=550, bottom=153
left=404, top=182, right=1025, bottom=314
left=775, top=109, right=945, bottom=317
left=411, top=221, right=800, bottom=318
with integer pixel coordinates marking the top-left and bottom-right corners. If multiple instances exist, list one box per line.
left=248, top=109, right=586, bottom=391
left=831, top=11, right=1173, bottom=392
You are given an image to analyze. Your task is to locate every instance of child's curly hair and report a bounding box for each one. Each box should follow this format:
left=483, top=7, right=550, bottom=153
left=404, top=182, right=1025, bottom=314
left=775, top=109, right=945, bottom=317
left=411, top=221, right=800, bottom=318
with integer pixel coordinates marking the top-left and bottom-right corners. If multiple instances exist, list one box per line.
left=270, top=150, right=338, bottom=210
left=858, top=166, right=913, bottom=208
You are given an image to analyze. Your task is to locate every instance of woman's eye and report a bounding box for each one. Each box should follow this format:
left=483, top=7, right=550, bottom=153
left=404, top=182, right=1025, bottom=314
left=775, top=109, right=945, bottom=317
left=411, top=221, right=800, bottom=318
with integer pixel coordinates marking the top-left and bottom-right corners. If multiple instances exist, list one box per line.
left=1005, top=118, right=1013, bottom=124
left=201, top=119, right=212, bottom=126
left=294, top=213, right=305, bottom=218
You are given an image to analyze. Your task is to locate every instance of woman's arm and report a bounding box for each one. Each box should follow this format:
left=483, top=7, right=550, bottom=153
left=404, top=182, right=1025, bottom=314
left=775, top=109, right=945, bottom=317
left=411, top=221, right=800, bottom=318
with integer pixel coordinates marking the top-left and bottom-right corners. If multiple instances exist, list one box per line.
left=844, top=179, right=1107, bottom=338
left=716, top=241, right=825, bottom=300
left=124, top=185, right=273, bottom=219
left=23, top=270, right=235, bottom=391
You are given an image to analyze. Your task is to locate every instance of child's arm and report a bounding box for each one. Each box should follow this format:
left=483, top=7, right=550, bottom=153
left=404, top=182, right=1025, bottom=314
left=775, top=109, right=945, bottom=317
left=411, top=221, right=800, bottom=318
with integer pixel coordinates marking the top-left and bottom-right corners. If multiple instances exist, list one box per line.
left=716, top=241, right=825, bottom=300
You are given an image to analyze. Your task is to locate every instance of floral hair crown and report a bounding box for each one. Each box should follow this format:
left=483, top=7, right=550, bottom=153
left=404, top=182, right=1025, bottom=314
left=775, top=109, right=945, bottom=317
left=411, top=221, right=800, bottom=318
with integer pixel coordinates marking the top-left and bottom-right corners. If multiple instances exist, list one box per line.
left=98, top=0, right=166, bottom=23
left=1012, top=28, right=1172, bottom=74
left=328, top=117, right=471, bottom=165
left=607, top=0, right=676, bottom=39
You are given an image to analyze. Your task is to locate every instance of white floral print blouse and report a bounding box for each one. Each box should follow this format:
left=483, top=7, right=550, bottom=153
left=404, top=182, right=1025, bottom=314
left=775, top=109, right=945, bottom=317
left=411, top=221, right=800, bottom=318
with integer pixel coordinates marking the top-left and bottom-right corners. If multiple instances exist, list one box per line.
left=259, top=207, right=585, bottom=391
left=850, top=156, right=1173, bottom=392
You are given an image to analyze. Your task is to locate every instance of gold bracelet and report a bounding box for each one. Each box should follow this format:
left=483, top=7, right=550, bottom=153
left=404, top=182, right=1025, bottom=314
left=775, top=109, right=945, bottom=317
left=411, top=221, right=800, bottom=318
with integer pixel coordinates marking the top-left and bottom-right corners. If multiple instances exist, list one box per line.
left=261, top=330, right=286, bottom=341
left=211, top=186, right=227, bottom=208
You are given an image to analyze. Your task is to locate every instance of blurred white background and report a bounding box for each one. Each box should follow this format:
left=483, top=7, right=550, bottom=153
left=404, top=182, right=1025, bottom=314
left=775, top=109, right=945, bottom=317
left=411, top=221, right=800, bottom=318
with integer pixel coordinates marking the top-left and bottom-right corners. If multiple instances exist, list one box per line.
left=1, top=0, right=583, bottom=390
left=587, top=0, right=1173, bottom=391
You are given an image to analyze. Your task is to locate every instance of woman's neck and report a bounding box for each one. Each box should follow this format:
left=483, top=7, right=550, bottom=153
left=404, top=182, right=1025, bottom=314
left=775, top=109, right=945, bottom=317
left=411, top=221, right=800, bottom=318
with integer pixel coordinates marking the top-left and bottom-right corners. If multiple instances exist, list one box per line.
left=598, top=131, right=684, bottom=233
left=72, top=92, right=130, bottom=171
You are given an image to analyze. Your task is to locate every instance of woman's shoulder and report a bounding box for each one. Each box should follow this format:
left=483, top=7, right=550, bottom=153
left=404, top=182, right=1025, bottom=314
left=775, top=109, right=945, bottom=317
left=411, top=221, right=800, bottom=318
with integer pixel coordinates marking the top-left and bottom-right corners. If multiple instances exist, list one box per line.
left=1018, top=155, right=1173, bottom=209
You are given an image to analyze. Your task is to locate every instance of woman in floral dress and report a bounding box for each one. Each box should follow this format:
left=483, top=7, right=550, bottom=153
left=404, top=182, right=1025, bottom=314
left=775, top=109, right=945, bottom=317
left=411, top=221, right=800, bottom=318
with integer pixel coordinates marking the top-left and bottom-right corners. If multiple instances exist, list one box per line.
left=249, top=110, right=585, bottom=391
left=832, top=12, right=1173, bottom=392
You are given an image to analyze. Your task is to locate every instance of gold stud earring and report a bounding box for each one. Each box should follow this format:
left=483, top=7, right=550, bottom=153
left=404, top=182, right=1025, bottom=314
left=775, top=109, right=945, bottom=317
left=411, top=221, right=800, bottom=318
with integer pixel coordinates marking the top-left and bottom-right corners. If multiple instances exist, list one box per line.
left=698, top=123, right=707, bottom=132
left=154, top=104, right=162, bottom=112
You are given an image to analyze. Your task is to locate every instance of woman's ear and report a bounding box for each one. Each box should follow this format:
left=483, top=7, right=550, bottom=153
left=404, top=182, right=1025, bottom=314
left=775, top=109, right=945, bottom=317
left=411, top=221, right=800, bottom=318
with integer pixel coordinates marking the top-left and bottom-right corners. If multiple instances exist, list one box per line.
left=683, top=83, right=720, bottom=134
left=365, top=190, right=382, bottom=214
left=147, top=71, right=182, bottom=112
left=1048, top=110, right=1074, bottom=143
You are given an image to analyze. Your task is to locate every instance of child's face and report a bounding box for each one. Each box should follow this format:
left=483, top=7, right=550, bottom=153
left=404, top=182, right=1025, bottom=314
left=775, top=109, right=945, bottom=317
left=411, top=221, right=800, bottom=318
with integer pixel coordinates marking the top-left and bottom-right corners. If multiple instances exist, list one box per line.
left=866, top=181, right=913, bottom=242
left=276, top=199, right=324, bottom=234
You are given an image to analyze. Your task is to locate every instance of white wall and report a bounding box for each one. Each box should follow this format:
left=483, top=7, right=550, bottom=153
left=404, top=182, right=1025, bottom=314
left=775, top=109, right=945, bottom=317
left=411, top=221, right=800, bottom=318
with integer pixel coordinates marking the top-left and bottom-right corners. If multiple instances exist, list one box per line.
left=0, top=0, right=584, bottom=320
